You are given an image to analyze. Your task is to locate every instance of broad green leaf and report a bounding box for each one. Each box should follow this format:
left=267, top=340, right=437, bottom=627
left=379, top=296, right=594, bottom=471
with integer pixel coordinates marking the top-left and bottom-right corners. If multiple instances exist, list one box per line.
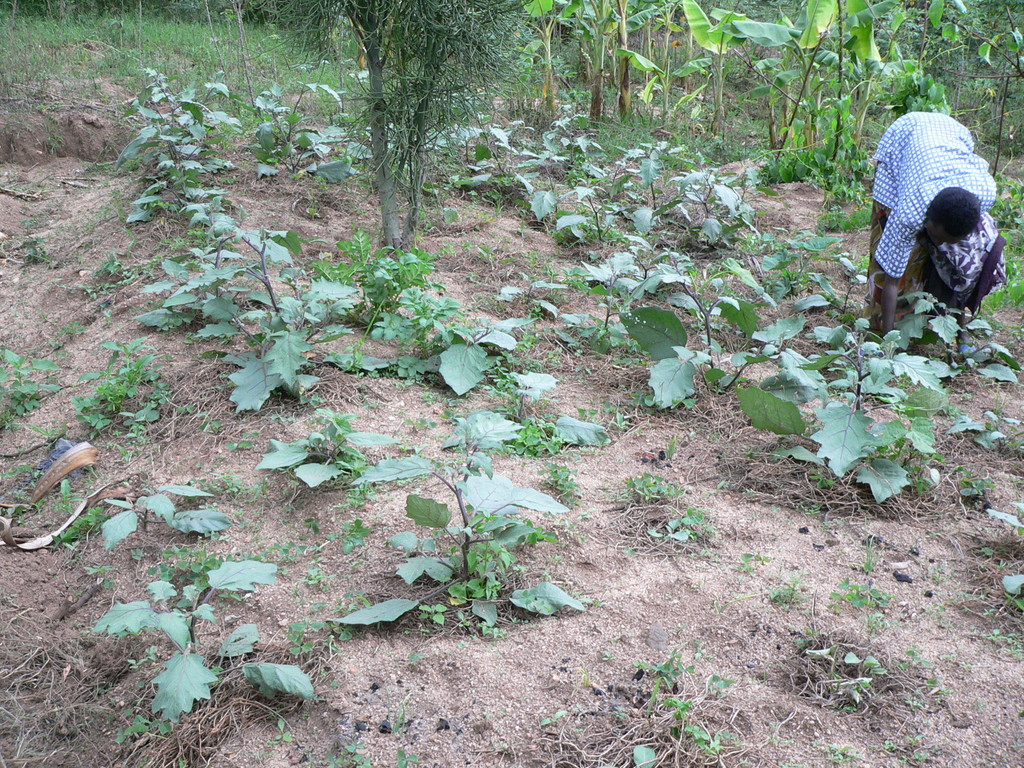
left=229, top=356, right=282, bottom=412
left=147, top=581, right=177, bottom=601
left=102, top=509, right=139, bottom=550
left=729, top=19, right=794, bottom=46
left=152, top=652, right=218, bottom=722
left=294, top=463, right=344, bottom=487
left=155, top=611, right=193, bottom=651
left=266, top=332, right=313, bottom=388
left=531, top=190, right=558, bottom=221
left=979, top=364, right=1018, bottom=383
left=345, top=432, right=399, bottom=447
left=799, top=0, right=838, bottom=49
left=158, top=485, right=214, bottom=498
left=406, top=494, right=452, bottom=528
left=170, top=508, right=231, bottom=535
left=737, top=387, right=806, bottom=435
left=206, top=560, right=278, bottom=593
left=928, top=0, right=944, bottom=26
left=510, top=582, right=584, bottom=615
left=753, top=316, right=806, bottom=344
left=619, top=48, right=661, bottom=74
left=634, top=746, right=658, bottom=768
left=793, top=294, right=830, bottom=312
left=513, top=372, right=558, bottom=400
left=929, top=314, right=959, bottom=344
left=315, top=160, right=354, bottom=183
left=811, top=403, right=874, bottom=476
left=890, top=353, right=949, bottom=390
left=439, top=344, right=491, bottom=396
left=334, top=598, right=420, bottom=625
left=775, top=445, right=825, bottom=465
left=525, top=0, right=554, bottom=16
left=900, top=388, right=947, bottom=417
left=463, top=474, right=569, bottom=515
left=218, top=624, right=260, bottom=657
left=555, top=417, right=609, bottom=446
left=396, top=556, right=455, bottom=584
left=1004, top=574, right=1024, bottom=596
left=717, top=297, right=759, bottom=336
left=94, top=601, right=159, bottom=635
left=856, top=458, right=910, bottom=503
left=622, top=307, right=688, bottom=360
left=355, top=456, right=434, bottom=485
left=143, top=494, right=176, bottom=523
left=243, top=663, right=315, bottom=699
left=454, top=410, right=522, bottom=450
left=556, top=213, right=589, bottom=231
left=256, top=440, right=310, bottom=470
left=633, top=206, right=654, bottom=233
left=471, top=600, right=498, bottom=626
left=759, top=368, right=821, bottom=404
left=904, top=418, right=936, bottom=455
left=649, top=357, right=697, bottom=408
left=988, top=509, right=1024, bottom=535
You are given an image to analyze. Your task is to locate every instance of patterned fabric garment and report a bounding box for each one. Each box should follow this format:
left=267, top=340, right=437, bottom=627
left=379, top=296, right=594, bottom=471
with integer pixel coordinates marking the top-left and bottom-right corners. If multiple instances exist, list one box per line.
left=928, top=212, right=1006, bottom=303
left=872, top=112, right=997, bottom=278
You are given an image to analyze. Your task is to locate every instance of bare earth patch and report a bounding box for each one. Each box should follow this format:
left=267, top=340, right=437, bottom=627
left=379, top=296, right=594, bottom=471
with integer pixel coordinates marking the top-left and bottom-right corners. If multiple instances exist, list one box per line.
left=2, top=113, right=1024, bottom=768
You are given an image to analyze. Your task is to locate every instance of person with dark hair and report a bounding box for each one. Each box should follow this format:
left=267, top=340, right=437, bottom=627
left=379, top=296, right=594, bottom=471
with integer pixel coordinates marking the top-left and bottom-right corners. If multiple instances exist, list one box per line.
left=864, top=112, right=1005, bottom=348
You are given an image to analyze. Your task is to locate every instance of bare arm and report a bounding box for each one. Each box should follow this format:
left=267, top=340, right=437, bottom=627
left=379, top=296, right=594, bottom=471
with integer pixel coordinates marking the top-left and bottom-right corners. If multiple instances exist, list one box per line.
left=880, top=273, right=900, bottom=334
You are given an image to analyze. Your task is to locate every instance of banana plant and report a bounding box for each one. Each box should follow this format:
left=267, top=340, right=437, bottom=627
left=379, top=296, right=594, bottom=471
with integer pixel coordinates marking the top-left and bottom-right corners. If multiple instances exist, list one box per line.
left=526, top=0, right=572, bottom=114
left=726, top=0, right=898, bottom=149
left=681, top=0, right=747, bottom=134
left=567, top=0, right=617, bottom=120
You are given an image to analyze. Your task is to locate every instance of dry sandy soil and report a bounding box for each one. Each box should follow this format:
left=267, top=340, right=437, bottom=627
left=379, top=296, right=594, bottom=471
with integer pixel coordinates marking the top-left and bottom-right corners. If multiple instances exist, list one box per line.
left=1, top=103, right=1023, bottom=768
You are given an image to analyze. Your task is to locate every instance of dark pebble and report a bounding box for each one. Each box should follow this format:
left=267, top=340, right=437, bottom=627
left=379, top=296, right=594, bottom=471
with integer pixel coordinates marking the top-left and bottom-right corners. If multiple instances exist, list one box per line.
left=436, top=718, right=450, bottom=731
left=369, top=682, right=381, bottom=692
left=812, top=543, right=825, bottom=550
left=894, top=571, right=913, bottom=583
left=379, top=720, right=392, bottom=734
left=924, top=590, right=934, bottom=598
left=355, top=721, right=368, bottom=732
left=633, top=669, right=645, bottom=681
left=798, top=527, right=810, bottom=534
left=592, top=687, right=606, bottom=696
left=928, top=558, right=936, bottom=563
left=909, top=546, right=920, bottom=556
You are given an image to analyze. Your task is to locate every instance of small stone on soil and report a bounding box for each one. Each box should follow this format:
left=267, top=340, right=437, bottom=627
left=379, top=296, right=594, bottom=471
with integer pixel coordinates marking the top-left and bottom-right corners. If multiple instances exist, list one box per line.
left=379, top=720, right=392, bottom=734
left=436, top=718, right=450, bottom=731
left=893, top=571, right=913, bottom=583
left=798, top=526, right=810, bottom=534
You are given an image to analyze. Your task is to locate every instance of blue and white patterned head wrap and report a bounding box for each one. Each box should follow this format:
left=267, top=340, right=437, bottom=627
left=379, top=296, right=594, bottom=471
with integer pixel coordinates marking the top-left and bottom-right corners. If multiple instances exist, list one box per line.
left=872, top=112, right=997, bottom=278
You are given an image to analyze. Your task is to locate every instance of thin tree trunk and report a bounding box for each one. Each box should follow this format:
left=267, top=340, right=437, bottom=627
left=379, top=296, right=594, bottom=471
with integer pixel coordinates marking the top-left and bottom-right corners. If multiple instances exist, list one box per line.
left=365, top=37, right=403, bottom=249
left=202, top=0, right=227, bottom=78
left=231, top=0, right=257, bottom=107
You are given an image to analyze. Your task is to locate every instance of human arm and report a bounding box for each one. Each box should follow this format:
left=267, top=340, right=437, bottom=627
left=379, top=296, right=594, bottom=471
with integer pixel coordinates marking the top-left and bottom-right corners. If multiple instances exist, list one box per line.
left=879, top=273, right=900, bottom=334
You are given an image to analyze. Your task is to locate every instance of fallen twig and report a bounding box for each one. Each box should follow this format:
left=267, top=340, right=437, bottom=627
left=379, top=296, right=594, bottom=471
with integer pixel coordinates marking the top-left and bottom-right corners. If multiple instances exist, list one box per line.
left=0, top=185, right=43, bottom=201
left=53, top=579, right=103, bottom=621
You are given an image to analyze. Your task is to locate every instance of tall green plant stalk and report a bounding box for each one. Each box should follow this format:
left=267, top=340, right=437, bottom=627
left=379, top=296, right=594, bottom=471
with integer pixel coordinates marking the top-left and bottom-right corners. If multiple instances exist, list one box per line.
left=616, top=0, right=631, bottom=116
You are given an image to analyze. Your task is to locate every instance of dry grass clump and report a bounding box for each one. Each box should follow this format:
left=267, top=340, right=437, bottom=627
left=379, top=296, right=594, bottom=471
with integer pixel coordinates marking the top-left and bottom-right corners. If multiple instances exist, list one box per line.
left=786, top=631, right=929, bottom=717
left=534, top=655, right=749, bottom=768
left=609, top=473, right=715, bottom=555
left=0, top=620, right=130, bottom=767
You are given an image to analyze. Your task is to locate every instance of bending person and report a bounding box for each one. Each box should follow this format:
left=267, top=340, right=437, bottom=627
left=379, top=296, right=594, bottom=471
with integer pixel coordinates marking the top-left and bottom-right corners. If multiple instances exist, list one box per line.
left=864, top=112, right=1005, bottom=347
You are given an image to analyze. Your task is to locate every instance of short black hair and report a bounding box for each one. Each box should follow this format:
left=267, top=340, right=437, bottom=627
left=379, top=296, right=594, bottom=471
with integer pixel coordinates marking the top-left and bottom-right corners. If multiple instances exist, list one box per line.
left=926, top=187, right=981, bottom=238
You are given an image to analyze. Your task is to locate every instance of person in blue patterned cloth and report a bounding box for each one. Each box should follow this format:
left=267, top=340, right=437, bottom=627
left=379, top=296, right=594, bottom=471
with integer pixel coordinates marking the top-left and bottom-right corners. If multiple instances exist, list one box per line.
left=865, top=112, right=1006, bottom=350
